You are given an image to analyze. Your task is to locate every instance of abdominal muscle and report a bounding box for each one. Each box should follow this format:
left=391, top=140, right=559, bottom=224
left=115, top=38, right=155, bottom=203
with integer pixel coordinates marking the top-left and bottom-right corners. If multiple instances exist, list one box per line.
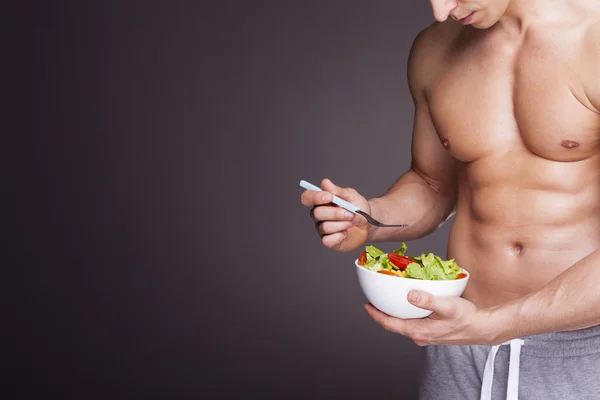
left=445, top=156, right=600, bottom=309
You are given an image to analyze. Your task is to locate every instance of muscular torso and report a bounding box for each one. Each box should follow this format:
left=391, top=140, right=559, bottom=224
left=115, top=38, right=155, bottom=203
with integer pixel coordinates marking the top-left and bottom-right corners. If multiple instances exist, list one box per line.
left=423, top=14, right=600, bottom=307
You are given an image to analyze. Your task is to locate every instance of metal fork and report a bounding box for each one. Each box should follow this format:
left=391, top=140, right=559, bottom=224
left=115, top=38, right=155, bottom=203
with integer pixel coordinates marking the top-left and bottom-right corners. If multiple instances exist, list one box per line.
left=299, top=180, right=408, bottom=228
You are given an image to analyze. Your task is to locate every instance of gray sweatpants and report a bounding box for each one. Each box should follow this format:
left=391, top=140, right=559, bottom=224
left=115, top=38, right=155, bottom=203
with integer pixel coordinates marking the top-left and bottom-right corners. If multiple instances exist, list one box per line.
left=419, top=325, right=600, bottom=400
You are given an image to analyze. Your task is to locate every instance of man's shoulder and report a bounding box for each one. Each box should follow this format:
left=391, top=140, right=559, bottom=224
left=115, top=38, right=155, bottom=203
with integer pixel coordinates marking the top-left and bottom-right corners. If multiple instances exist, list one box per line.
left=581, top=15, right=600, bottom=111
left=407, top=21, right=461, bottom=97
left=410, top=20, right=460, bottom=58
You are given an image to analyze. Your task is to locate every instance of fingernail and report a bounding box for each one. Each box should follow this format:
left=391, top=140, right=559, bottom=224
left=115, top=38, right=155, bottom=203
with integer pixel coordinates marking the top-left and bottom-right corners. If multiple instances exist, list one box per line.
left=409, top=291, right=420, bottom=303
left=322, top=193, right=332, bottom=202
left=342, top=230, right=348, bottom=236
left=344, top=211, right=353, bottom=219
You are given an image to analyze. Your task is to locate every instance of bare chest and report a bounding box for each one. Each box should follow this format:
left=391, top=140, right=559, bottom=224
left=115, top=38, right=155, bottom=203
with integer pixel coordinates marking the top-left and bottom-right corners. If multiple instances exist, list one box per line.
left=428, top=28, right=600, bottom=163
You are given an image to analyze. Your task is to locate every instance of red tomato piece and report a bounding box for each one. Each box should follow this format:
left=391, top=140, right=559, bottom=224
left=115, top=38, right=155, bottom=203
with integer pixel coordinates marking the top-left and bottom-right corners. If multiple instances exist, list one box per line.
left=388, top=253, right=412, bottom=269
left=377, top=270, right=398, bottom=276
left=358, top=251, right=367, bottom=265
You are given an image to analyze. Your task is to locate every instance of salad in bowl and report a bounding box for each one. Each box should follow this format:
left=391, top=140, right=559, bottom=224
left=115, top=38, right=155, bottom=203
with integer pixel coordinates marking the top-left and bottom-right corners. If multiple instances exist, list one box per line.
left=357, top=242, right=467, bottom=280
left=354, top=242, right=469, bottom=318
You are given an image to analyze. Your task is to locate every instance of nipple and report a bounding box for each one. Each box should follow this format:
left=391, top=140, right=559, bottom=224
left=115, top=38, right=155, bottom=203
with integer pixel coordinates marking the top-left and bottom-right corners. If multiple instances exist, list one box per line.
left=561, top=140, right=580, bottom=149
left=442, top=138, right=451, bottom=149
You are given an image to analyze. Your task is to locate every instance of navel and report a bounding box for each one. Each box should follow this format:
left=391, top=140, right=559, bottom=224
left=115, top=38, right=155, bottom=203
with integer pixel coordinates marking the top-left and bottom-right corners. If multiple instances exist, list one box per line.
left=510, top=242, right=523, bottom=255
left=561, top=140, right=580, bottom=149
left=441, top=138, right=451, bottom=149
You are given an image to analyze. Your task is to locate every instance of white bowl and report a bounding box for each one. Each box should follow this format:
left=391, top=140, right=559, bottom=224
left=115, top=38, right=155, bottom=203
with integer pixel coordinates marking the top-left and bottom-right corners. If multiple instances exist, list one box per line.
left=355, top=259, right=470, bottom=319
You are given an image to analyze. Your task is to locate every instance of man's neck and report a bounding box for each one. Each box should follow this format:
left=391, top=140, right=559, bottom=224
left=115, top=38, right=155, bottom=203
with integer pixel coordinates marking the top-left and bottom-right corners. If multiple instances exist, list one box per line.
left=499, top=0, right=573, bottom=33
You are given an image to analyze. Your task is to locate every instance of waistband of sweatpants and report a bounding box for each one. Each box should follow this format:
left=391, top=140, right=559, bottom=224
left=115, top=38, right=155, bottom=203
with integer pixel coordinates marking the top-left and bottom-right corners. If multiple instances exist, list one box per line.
left=496, top=324, right=600, bottom=357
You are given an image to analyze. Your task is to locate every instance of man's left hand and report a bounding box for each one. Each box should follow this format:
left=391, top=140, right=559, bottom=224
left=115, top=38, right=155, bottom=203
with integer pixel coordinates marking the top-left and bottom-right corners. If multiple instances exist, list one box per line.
left=364, top=290, right=494, bottom=346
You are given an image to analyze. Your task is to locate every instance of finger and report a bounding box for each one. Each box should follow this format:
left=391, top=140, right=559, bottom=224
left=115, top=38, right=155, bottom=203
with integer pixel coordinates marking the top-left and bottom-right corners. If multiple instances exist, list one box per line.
left=321, top=231, right=347, bottom=248
left=317, top=220, right=355, bottom=235
left=321, top=178, right=357, bottom=200
left=407, top=290, right=457, bottom=319
left=364, top=303, right=409, bottom=335
left=311, top=205, right=355, bottom=223
left=365, top=304, right=432, bottom=343
left=300, top=188, right=333, bottom=207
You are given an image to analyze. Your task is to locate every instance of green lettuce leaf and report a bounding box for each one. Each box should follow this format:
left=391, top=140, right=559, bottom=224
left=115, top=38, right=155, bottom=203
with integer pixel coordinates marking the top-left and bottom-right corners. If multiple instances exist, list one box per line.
left=363, top=245, right=386, bottom=271
left=365, top=245, right=384, bottom=259
left=409, top=252, right=461, bottom=280
left=405, top=262, right=427, bottom=279
left=435, top=255, right=461, bottom=279
left=423, top=262, right=446, bottom=280
left=391, top=242, right=407, bottom=256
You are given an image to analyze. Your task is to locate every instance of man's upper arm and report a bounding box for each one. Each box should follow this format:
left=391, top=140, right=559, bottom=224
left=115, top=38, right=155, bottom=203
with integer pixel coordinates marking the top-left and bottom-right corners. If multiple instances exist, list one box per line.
left=406, top=27, right=458, bottom=195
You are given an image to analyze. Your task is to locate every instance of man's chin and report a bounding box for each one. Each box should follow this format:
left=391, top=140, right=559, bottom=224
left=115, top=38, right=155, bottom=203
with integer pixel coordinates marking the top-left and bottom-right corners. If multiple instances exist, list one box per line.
left=472, top=20, right=497, bottom=30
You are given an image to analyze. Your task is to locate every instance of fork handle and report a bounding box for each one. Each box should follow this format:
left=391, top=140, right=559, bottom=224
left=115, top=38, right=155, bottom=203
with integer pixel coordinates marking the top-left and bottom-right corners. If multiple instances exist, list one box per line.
left=299, top=180, right=360, bottom=213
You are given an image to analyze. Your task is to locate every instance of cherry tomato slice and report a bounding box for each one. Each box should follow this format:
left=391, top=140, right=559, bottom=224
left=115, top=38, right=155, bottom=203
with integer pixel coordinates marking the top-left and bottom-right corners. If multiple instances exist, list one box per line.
left=456, top=273, right=467, bottom=279
left=358, top=251, right=367, bottom=266
left=388, top=253, right=412, bottom=270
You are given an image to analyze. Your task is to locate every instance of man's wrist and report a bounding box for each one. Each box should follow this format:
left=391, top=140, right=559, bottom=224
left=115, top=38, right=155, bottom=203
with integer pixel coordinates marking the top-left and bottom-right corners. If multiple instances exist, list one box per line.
left=478, top=299, right=528, bottom=345
left=366, top=198, right=382, bottom=241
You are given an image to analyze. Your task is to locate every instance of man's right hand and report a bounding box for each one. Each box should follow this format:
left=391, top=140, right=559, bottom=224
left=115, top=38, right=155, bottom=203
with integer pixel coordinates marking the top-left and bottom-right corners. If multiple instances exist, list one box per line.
left=300, top=178, right=371, bottom=252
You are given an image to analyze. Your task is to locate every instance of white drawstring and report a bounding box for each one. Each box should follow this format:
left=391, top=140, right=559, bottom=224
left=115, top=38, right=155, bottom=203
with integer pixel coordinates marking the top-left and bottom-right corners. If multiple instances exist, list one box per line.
left=506, top=339, right=523, bottom=399
left=480, top=344, right=500, bottom=400
left=480, top=339, right=525, bottom=400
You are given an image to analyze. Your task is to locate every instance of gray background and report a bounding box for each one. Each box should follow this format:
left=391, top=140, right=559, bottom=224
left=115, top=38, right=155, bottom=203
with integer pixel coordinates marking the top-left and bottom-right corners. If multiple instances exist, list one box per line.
left=13, top=1, right=453, bottom=398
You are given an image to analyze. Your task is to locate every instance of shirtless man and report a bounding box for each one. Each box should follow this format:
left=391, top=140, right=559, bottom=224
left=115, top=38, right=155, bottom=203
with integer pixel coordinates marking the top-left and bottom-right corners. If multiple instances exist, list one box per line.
left=300, top=0, right=600, bottom=399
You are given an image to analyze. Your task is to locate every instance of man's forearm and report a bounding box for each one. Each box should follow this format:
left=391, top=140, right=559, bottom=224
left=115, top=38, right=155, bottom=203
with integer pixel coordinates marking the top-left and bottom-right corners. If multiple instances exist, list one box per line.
left=366, top=168, right=456, bottom=243
left=488, top=248, right=600, bottom=344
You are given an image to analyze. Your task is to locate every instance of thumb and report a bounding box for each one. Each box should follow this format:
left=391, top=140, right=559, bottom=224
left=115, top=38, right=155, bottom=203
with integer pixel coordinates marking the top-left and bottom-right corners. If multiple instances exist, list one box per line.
left=408, top=290, right=457, bottom=319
